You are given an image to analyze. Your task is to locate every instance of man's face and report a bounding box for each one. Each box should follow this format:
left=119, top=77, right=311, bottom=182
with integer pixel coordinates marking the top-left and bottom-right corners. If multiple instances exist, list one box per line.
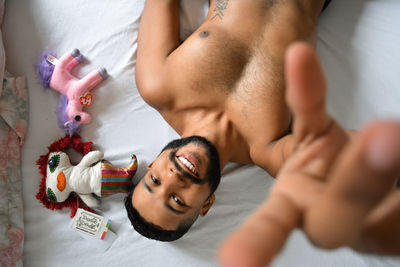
left=131, top=139, right=219, bottom=231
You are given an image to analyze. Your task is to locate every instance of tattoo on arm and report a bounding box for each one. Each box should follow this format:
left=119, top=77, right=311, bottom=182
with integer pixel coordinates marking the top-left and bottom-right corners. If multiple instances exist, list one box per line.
left=211, top=0, right=230, bottom=20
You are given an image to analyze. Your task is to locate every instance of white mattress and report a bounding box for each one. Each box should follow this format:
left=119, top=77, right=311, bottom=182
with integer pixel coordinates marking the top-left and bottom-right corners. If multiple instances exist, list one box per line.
left=3, top=0, right=400, bottom=266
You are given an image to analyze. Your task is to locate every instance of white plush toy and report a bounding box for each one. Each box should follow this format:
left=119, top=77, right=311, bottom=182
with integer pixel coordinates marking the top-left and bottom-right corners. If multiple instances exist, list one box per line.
left=36, top=135, right=138, bottom=217
left=45, top=151, right=137, bottom=208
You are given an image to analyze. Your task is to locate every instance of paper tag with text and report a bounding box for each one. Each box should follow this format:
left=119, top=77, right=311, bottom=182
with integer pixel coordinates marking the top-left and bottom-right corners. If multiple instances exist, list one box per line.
left=71, top=208, right=117, bottom=251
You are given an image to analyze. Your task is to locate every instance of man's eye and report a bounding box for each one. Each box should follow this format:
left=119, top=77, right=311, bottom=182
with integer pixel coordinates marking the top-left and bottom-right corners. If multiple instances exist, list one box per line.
left=151, top=175, right=160, bottom=185
left=172, top=195, right=184, bottom=206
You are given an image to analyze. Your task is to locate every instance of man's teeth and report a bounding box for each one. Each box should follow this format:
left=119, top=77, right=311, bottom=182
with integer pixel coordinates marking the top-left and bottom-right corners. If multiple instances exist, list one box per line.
left=178, top=156, right=196, bottom=174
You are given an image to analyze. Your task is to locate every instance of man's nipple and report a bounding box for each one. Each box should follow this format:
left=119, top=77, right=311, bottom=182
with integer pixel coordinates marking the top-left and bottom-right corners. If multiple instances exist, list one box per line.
left=199, top=31, right=210, bottom=38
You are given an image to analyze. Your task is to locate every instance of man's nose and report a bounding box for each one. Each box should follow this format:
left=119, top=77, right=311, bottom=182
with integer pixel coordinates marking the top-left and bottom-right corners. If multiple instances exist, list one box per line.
left=167, top=167, right=188, bottom=187
left=157, top=168, right=188, bottom=198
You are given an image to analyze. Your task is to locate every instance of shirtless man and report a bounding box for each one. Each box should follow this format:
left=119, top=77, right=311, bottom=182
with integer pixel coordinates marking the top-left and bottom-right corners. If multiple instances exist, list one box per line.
left=125, top=0, right=400, bottom=261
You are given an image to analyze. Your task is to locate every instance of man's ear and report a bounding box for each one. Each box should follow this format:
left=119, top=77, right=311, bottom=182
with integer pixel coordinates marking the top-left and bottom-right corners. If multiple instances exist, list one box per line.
left=200, top=194, right=215, bottom=216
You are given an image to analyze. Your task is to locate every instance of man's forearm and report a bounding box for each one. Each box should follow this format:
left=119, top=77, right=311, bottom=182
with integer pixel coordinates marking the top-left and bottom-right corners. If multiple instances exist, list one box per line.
left=136, top=0, right=180, bottom=86
left=136, top=0, right=181, bottom=102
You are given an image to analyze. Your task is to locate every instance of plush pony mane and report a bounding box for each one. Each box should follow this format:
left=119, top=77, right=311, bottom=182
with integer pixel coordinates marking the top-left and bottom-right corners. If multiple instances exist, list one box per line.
left=36, top=135, right=93, bottom=217
left=57, top=94, right=81, bottom=136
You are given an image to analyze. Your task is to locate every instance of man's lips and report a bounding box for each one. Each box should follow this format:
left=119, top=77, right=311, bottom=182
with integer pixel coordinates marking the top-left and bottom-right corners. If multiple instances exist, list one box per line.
left=177, top=154, right=199, bottom=176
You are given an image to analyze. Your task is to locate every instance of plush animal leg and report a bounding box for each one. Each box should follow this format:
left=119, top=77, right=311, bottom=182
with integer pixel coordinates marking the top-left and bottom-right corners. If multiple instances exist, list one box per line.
left=100, top=155, right=138, bottom=196
left=79, top=151, right=104, bottom=167
left=57, top=49, right=81, bottom=72
left=49, top=53, right=77, bottom=94
left=72, top=69, right=107, bottom=97
left=78, top=193, right=100, bottom=208
left=65, top=48, right=84, bottom=72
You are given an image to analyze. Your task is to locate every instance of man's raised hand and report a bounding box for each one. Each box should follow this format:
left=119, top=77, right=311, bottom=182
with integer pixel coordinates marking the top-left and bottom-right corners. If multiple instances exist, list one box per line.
left=218, top=42, right=400, bottom=267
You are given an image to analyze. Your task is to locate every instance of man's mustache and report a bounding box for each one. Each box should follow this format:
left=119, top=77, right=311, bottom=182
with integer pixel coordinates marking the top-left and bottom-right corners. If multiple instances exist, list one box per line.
left=169, top=150, right=207, bottom=185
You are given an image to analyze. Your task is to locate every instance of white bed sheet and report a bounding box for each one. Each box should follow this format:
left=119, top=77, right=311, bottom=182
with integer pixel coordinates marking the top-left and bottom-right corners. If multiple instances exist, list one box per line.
left=3, top=0, right=400, bottom=266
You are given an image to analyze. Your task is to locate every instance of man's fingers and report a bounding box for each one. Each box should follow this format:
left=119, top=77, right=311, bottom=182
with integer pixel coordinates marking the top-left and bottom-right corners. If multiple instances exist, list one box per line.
left=362, top=191, right=400, bottom=254
left=285, top=42, right=331, bottom=144
left=218, top=193, right=300, bottom=267
left=305, top=121, right=400, bottom=249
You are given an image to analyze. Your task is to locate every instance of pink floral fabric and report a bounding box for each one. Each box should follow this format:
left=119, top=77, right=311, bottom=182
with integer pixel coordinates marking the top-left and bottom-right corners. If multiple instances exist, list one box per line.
left=0, top=72, right=28, bottom=267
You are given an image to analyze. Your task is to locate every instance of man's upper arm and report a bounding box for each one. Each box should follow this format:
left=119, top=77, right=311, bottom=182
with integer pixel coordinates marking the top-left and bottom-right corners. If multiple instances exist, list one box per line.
left=135, top=0, right=180, bottom=107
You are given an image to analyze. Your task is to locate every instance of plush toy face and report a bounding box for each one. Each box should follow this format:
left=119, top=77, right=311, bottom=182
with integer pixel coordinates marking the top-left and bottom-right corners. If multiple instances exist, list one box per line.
left=46, top=152, right=72, bottom=203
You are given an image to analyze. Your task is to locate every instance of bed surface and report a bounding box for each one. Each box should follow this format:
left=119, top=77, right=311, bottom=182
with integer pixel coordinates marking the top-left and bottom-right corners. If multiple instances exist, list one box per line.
left=3, top=0, right=400, bottom=266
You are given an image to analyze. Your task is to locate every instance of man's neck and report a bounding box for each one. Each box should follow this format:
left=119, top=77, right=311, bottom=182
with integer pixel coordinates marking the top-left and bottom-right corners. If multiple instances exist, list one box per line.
left=181, top=124, right=252, bottom=170
left=181, top=131, right=229, bottom=171
left=162, top=107, right=252, bottom=168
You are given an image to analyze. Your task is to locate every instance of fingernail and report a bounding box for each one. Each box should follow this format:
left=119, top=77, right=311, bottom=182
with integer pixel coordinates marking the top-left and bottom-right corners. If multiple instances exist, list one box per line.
left=367, top=126, right=400, bottom=170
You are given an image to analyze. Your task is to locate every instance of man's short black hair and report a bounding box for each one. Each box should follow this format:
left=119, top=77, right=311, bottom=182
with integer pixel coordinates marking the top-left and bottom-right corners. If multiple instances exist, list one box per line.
left=125, top=136, right=221, bottom=241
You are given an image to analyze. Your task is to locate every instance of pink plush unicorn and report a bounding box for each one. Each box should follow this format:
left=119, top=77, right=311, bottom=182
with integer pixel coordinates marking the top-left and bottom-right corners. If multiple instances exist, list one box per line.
left=36, top=48, right=108, bottom=135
